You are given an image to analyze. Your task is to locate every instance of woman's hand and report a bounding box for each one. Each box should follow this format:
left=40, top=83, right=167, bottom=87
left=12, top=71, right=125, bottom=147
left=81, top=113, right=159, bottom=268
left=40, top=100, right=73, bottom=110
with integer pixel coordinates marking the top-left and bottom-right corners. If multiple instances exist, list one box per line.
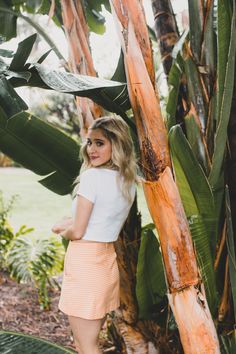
left=51, top=217, right=73, bottom=234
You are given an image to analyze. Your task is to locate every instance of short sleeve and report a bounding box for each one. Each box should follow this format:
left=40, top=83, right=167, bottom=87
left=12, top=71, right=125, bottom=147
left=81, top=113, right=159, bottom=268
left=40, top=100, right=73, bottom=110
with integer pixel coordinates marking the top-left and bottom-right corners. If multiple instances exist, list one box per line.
left=77, top=169, right=97, bottom=203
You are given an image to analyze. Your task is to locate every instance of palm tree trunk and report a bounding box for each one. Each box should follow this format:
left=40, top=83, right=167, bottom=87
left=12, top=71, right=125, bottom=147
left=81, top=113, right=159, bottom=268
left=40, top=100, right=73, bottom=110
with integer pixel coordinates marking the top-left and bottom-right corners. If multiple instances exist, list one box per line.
left=110, top=0, right=220, bottom=352
left=61, top=0, right=102, bottom=137
left=151, top=0, right=179, bottom=76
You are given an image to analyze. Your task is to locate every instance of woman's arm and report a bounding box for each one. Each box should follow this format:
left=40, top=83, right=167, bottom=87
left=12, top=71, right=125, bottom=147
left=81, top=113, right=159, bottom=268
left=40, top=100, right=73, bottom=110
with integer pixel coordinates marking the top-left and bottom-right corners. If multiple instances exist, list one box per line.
left=53, top=195, right=94, bottom=241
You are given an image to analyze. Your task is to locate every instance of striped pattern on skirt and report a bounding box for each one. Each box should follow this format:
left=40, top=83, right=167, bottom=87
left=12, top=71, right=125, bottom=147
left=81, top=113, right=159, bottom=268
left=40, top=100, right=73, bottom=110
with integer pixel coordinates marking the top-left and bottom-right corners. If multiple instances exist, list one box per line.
left=58, top=240, right=120, bottom=320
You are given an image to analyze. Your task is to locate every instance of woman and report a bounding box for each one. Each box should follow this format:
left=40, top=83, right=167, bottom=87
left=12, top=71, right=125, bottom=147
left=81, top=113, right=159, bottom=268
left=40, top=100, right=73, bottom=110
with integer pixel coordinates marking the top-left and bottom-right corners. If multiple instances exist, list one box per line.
left=52, top=116, right=137, bottom=354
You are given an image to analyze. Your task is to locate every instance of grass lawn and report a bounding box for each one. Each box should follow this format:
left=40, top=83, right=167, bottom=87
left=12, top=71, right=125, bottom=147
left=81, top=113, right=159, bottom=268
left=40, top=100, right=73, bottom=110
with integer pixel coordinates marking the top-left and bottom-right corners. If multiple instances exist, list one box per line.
left=0, top=167, right=152, bottom=239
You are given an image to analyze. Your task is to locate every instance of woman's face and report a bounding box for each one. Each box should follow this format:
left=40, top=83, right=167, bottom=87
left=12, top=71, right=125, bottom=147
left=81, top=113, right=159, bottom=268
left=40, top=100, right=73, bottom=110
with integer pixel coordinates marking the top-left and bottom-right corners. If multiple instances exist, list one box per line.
left=86, top=128, right=112, bottom=167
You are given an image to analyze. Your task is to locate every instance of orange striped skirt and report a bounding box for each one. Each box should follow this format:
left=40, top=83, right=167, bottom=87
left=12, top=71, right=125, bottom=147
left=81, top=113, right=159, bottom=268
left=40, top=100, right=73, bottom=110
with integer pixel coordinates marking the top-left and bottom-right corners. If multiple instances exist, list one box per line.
left=58, top=240, right=120, bottom=320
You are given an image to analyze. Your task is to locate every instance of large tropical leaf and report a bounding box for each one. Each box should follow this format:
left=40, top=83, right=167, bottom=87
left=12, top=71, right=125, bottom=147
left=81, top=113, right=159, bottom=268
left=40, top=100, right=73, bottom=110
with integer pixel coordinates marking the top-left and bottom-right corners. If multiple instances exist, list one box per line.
left=166, top=54, right=182, bottom=131
left=9, top=33, right=37, bottom=71
left=136, top=227, right=167, bottom=322
left=0, top=106, right=80, bottom=195
left=225, top=186, right=236, bottom=321
left=0, top=77, right=28, bottom=115
left=184, top=110, right=210, bottom=175
left=183, top=49, right=207, bottom=132
left=169, top=125, right=218, bottom=312
left=6, top=234, right=64, bottom=283
left=0, top=2, right=17, bottom=41
left=0, top=33, right=131, bottom=119
left=188, top=0, right=204, bottom=63
left=209, top=0, right=236, bottom=189
left=0, top=330, right=76, bottom=353
left=220, top=332, right=236, bottom=354
left=33, top=64, right=131, bottom=115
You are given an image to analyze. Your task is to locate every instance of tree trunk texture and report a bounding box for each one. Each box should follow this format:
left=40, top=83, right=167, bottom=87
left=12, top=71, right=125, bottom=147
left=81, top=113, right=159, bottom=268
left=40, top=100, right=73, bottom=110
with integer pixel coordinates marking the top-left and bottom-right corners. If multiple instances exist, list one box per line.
left=61, top=0, right=102, bottom=137
left=112, top=199, right=173, bottom=354
left=110, top=0, right=220, bottom=352
left=151, top=0, right=179, bottom=76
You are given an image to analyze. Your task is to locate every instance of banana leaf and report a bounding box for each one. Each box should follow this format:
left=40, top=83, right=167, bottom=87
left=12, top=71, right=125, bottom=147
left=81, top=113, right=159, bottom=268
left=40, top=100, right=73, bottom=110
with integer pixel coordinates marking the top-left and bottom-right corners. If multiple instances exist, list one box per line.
left=202, top=0, right=216, bottom=79
left=209, top=0, right=236, bottom=189
left=220, top=331, right=236, bottom=354
left=0, top=106, right=80, bottom=195
left=9, top=33, right=37, bottom=71
left=0, top=3, right=17, bottom=41
left=166, top=54, right=182, bottom=131
left=183, top=51, right=207, bottom=132
left=188, top=0, right=204, bottom=63
left=169, top=125, right=218, bottom=313
left=136, top=227, right=167, bottom=323
left=0, top=33, right=131, bottom=119
left=184, top=111, right=210, bottom=175
left=0, top=330, right=76, bottom=353
left=0, top=77, right=28, bottom=116
left=225, top=186, right=236, bottom=321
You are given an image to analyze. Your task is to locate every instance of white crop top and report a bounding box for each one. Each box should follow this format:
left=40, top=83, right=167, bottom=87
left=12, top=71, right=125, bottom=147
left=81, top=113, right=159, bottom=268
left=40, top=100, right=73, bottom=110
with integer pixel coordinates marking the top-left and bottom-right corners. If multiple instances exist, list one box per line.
left=72, top=168, right=136, bottom=242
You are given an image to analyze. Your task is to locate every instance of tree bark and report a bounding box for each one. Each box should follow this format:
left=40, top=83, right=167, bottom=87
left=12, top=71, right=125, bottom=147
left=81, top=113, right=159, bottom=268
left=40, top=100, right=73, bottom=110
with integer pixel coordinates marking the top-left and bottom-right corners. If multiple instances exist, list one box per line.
left=61, top=0, right=102, bottom=137
left=110, top=0, right=220, bottom=352
left=151, top=0, right=179, bottom=76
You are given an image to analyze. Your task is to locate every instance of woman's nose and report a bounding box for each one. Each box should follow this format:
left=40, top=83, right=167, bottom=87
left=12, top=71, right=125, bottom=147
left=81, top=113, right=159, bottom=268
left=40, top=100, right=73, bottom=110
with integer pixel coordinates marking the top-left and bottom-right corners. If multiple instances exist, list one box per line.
left=88, top=143, right=96, bottom=153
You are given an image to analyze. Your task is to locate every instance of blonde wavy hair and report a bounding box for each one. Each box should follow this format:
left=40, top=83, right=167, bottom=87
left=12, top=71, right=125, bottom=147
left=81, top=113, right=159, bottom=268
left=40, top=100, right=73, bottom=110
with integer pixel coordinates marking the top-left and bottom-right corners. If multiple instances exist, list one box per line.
left=74, top=115, right=137, bottom=202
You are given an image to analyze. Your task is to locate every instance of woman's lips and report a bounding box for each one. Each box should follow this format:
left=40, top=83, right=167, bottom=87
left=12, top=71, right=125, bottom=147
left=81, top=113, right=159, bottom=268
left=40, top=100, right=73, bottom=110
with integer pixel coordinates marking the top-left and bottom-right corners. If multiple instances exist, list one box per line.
left=90, top=156, right=99, bottom=160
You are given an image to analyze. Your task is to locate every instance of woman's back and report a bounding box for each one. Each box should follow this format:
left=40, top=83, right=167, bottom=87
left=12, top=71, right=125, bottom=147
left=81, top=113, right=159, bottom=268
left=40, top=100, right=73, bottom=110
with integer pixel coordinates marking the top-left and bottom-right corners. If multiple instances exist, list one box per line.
left=72, top=168, right=135, bottom=242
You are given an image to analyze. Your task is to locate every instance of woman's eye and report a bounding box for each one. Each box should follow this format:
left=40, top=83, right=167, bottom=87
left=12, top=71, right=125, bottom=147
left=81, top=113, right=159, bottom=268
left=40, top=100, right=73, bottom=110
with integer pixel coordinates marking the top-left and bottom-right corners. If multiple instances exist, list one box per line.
left=96, top=142, right=103, bottom=147
left=87, top=141, right=92, bottom=146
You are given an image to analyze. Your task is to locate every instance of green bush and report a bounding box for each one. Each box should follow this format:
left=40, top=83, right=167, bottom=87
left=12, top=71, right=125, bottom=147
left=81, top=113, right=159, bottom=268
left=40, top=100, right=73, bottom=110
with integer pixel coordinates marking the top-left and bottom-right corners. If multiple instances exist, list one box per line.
left=6, top=233, right=65, bottom=310
left=0, top=191, right=65, bottom=309
left=0, top=192, right=16, bottom=268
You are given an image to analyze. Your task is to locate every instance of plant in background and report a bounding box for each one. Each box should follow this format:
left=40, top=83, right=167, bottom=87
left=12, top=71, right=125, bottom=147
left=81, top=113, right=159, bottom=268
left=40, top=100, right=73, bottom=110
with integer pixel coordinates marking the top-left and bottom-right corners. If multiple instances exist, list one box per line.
left=6, top=234, right=65, bottom=310
left=0, top=191, right=65, bottom=310
left=0, top=191, right=17, bottom=268
left=30, top=92, right=80, bottom=140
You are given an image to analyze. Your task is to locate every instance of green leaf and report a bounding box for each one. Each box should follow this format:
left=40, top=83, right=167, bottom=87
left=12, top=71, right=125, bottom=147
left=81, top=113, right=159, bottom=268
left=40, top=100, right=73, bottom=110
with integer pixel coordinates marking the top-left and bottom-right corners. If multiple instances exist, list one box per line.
left=0, top=330, right=76, bottom=353
left=136, top=228, right=167, bottom=321
left=209, top=0, right=236, bottom=189
left=9, top=33, right=37, bottom=71
left=0, top=4, right=17, bottom=41
left=6, top=234, right=64, bottom=283
left=166, top=54, right=182, bottom=131
left=0, top=78, right=28, bottom=115
left=216, top=0, right=233, bottom=124
left=169, top=125, right=214, bottom=217
left=225, top=186, right=236, bottom=321
left=169, top=125, right=218, bottom=312
left=202, top=1, right=216, bottom=77
left=32, top=64, right=131, bottom=116
left=183, top=52, right=207, bottom=131
left=188, top=0, right=204, bottom=63
left=0, top=107, right=80, bottom=195
left=220, top=331, right=236, bottom=354
left=0, top=48, right=14, bottom=57
left=184, top=112, right=210, bottom=175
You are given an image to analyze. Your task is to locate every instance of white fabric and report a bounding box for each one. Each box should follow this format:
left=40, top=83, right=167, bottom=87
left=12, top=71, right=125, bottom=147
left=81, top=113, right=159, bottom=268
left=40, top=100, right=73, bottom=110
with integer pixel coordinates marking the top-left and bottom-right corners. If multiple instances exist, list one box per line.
left=72, top=168, right=135, bottom=242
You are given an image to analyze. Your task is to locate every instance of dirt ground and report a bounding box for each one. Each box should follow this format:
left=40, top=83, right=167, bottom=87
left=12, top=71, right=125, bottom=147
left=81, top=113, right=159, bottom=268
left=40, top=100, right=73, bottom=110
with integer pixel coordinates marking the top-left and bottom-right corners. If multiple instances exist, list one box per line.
left=0, top=271, right=117, bottom=353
